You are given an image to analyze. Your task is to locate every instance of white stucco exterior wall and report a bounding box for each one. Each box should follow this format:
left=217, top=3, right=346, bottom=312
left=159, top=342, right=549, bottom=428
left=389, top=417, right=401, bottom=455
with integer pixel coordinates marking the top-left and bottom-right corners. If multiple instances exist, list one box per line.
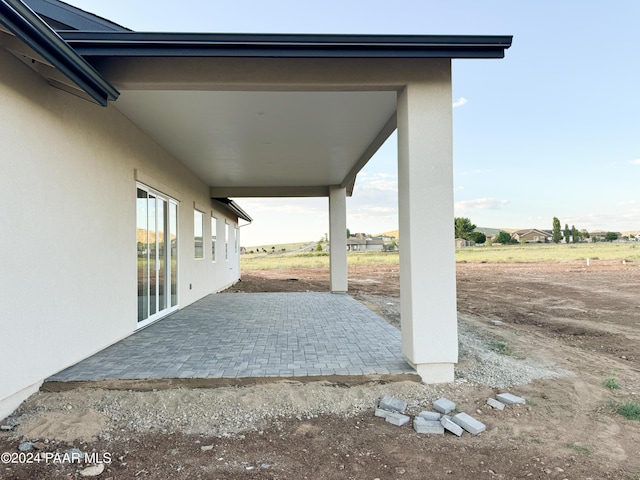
left=0, top=49, right=241, bottom=418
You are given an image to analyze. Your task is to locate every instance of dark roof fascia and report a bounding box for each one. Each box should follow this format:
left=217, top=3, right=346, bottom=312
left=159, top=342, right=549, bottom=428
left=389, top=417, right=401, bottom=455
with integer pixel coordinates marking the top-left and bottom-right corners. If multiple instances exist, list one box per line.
left=59, top=31, right=512, bottom=59
left=0, top=0, right=119, bottom=106
left=212, top=198, right=253, bottom=224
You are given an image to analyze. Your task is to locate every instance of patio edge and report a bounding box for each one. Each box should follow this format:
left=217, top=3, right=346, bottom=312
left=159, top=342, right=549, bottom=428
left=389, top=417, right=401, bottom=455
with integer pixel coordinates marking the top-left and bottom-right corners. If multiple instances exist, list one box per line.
left=41, top=373, right=422, bottom=392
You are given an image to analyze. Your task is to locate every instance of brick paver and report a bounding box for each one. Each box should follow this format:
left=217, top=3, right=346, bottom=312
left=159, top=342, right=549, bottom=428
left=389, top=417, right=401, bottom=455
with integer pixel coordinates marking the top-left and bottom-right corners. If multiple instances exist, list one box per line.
left=48, top=293, right=415, bottom=381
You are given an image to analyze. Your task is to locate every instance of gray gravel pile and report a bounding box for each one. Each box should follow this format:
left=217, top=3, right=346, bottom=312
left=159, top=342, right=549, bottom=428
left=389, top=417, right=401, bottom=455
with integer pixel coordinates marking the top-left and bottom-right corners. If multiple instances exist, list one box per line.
left=456, top=316, right=570, bottom=388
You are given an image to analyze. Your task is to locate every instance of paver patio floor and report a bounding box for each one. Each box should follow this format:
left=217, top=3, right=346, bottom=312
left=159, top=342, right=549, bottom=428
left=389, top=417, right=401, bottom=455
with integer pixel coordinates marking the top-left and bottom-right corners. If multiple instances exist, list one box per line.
left=47, top=292, right=415, bottom=382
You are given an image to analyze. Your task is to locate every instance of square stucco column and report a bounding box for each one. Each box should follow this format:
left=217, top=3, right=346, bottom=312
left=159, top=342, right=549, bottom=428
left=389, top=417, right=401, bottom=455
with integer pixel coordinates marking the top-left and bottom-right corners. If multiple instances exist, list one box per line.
left=329, top=186, right=348, bottom=292
left=397, top=72, right=458, bottom=383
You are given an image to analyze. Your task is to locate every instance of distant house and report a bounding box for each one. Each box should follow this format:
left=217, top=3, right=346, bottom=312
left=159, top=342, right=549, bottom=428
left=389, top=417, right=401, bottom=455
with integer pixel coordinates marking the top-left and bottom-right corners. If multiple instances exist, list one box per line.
left=590, top=231, right=623, bottom=242
left=511, top=229, right=550, bottom=243
left=347, top=236, right=385, bottom=251
left=455, top=238, right=475, bottom=248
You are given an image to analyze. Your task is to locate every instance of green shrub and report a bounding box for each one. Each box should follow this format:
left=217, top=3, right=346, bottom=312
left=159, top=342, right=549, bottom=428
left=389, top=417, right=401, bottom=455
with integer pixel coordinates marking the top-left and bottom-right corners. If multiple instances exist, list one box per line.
left=604, top=372, right=621, bottom=390
left=616, top=402, right=640, bottom=421
left=567, top=443, right=590, bottom=456
left=489, top=341, right=511, bottom=356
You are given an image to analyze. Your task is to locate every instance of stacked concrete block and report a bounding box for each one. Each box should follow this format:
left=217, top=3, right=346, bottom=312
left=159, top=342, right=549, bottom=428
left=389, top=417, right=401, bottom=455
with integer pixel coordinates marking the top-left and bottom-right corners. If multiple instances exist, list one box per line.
left=413, top=416, right=444, bottom=434
left=486, top=398, right=506, bottom=410
left=375, top=408, right=391, bottom=419
left=496, top=393, right=526, bottom=405
left=385, top=411, right=411, bottom=426
left=418, top=411, right=441, bottom=421
left=433, top=397, right=456, bottom=415
left=379, top=395, right=408, bottom=413
left=452, top=412, right=486, bottom=435
left=440, top=415, right=464, bottom=436
left=377, top=396, right=410, bottom=427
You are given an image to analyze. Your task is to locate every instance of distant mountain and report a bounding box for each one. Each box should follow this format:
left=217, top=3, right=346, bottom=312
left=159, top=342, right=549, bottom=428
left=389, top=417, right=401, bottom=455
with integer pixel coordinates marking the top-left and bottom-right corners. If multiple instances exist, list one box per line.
left=377, top=229, right=399, bottom=239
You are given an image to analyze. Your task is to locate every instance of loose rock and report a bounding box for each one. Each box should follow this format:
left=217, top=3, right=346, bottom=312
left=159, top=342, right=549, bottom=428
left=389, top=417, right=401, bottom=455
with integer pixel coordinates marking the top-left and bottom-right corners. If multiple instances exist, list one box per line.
left=18, top=441, right=33, bottom=452
left=79, top=463, right=105, bottom=477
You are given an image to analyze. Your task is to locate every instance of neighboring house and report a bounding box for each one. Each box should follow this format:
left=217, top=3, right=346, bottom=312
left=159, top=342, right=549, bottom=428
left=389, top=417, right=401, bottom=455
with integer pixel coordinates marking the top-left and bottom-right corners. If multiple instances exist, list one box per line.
left=0, top=0, right=511, bottom=418
left=590, top=231, right=623, bottom=242
left=347, top=237, right=385, bottom=251
left=455, top=238, right=476, bottom=248
left=347, top=238, right=366, bottom=251
left=511, top=229, right=551, bottom=243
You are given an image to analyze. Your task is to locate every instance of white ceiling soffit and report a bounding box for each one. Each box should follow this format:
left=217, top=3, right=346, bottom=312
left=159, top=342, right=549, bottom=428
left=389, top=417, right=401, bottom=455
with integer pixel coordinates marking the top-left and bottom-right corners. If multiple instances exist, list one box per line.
left=114, top=90, right=397, bottom=196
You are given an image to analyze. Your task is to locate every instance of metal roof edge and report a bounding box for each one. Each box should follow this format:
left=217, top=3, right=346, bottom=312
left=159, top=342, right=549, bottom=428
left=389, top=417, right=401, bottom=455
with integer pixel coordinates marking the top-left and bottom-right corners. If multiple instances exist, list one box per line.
left=0, top=0, right=119, bottom=105
left=59, top=31, right=512, bottom=59
left=212, top=198, right=253, bottom=224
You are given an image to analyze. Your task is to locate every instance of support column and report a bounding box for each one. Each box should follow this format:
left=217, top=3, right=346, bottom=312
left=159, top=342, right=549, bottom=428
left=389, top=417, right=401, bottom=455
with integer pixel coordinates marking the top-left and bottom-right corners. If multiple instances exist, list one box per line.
left=396, top=66, right=457, bottom=383
left=329, top=186, right=348, bottom=292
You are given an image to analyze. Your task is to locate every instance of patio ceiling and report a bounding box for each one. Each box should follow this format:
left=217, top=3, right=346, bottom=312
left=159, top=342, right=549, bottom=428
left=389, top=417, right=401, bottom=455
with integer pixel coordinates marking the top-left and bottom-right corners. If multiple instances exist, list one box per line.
left=58, top=31, right=510, bottom=198
left=114, top=89, right=397, bottom=197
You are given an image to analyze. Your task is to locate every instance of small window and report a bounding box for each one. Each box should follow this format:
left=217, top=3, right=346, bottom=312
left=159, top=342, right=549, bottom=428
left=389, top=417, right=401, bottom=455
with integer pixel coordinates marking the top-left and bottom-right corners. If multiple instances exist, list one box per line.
left=225, top=221, right=230, bottom=261
left=194, top=210, right=204, bottom=259
left=211, top=216, right=217, bottom=262
left=234, top=226, right=239, bottom=254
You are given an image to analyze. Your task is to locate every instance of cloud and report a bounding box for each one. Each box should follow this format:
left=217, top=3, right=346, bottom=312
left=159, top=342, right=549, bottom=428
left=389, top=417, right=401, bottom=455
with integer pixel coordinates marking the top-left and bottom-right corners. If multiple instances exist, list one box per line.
left=238, top=198, right=326, bottom=216
left=455, top=197, right=509, bottom=211
left=452, top=97, right=468, bottom=108
left=629, top=158, right=640, bottom=165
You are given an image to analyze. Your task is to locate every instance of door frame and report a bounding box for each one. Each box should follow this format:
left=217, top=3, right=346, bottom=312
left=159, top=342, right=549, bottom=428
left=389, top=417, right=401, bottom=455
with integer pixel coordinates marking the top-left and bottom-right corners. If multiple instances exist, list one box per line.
left=136, top=182, right=179, bottom=329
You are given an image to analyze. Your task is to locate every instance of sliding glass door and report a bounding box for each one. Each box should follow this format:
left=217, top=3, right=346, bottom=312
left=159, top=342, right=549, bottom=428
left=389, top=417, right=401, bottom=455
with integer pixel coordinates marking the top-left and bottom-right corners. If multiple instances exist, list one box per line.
left=137, top=184, right=178, bottom=327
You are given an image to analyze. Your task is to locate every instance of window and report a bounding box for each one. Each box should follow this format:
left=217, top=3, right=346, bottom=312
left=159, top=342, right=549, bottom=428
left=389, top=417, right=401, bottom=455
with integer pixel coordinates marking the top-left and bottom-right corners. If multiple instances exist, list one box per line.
left=225, top=221, right=230, bottom=260
left=194, top=210, right=204, bottom=259
left=211, top=215, right=217, bottom=262
left=235, top=226, right=239, bottom=254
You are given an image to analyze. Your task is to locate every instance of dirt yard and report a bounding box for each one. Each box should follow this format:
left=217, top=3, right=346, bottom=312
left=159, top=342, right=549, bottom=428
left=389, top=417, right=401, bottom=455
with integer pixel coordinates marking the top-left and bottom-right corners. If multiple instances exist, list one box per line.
left=2, top=261, right=639, bottom=479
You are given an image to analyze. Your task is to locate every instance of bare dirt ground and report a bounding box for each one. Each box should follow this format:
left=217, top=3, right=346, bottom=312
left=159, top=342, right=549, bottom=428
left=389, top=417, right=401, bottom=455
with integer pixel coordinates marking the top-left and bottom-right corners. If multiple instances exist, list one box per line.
left=2, top=260, right=640, bottom=479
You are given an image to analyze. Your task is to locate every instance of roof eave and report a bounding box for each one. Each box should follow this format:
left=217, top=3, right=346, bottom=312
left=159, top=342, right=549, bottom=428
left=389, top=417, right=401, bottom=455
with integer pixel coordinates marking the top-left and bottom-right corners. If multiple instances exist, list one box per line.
left=0, top=0, right=119, bottom=106
left=212, top=198, right=253, bottom=224
left=59, top=31, right=512, bottom=59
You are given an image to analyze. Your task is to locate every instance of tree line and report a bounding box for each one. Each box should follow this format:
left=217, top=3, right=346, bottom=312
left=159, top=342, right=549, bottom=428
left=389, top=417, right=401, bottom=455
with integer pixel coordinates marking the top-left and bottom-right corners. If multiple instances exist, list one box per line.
left=455, top=216, right=621, bottom=245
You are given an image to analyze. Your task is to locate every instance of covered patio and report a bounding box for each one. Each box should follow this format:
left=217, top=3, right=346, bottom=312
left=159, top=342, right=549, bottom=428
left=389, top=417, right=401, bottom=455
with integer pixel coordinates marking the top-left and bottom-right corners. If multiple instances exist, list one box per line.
left=46, top=293, right=417, bottom=385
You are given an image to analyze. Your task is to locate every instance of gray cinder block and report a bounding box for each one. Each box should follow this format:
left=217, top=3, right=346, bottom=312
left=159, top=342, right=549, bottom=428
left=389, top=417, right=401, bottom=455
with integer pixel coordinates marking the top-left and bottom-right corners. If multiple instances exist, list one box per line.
left=440, top=415, right=464, bottom=436
left=433, top=397, right=456, bottom=414
left=452, top=412, right=486, bottom=435
left=496, top=393, right=526, bottom=405
left=379, top=395, right=408, bottom=413
left=486, top=398, right=506, bottom=410
left=375, top=408, right=391, bottom=418
left=413, top=417, right=444, bottom=434
left=385, top=412, right=411, bottom=427
left=418, top=411, right=441, bottom=421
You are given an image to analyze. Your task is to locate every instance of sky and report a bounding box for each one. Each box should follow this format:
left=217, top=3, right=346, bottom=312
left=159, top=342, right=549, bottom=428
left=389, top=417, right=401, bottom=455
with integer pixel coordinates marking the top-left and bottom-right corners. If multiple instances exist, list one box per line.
left=65, top=0, right=640, bottom=246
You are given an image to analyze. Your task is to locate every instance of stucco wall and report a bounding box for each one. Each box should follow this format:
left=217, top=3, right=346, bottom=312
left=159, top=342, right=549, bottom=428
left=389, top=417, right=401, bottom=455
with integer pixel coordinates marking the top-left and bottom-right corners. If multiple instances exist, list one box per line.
left=0, top=48, right=240, bottom=417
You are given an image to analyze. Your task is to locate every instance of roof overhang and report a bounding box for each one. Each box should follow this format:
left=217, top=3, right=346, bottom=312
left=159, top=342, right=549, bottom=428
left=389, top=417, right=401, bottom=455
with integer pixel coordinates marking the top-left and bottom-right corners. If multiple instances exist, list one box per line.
left=54, top=31, right=509, bottom=198
left=3, top=4, right=511, bottom=201
left=0, top=0, right=119, bottom=105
